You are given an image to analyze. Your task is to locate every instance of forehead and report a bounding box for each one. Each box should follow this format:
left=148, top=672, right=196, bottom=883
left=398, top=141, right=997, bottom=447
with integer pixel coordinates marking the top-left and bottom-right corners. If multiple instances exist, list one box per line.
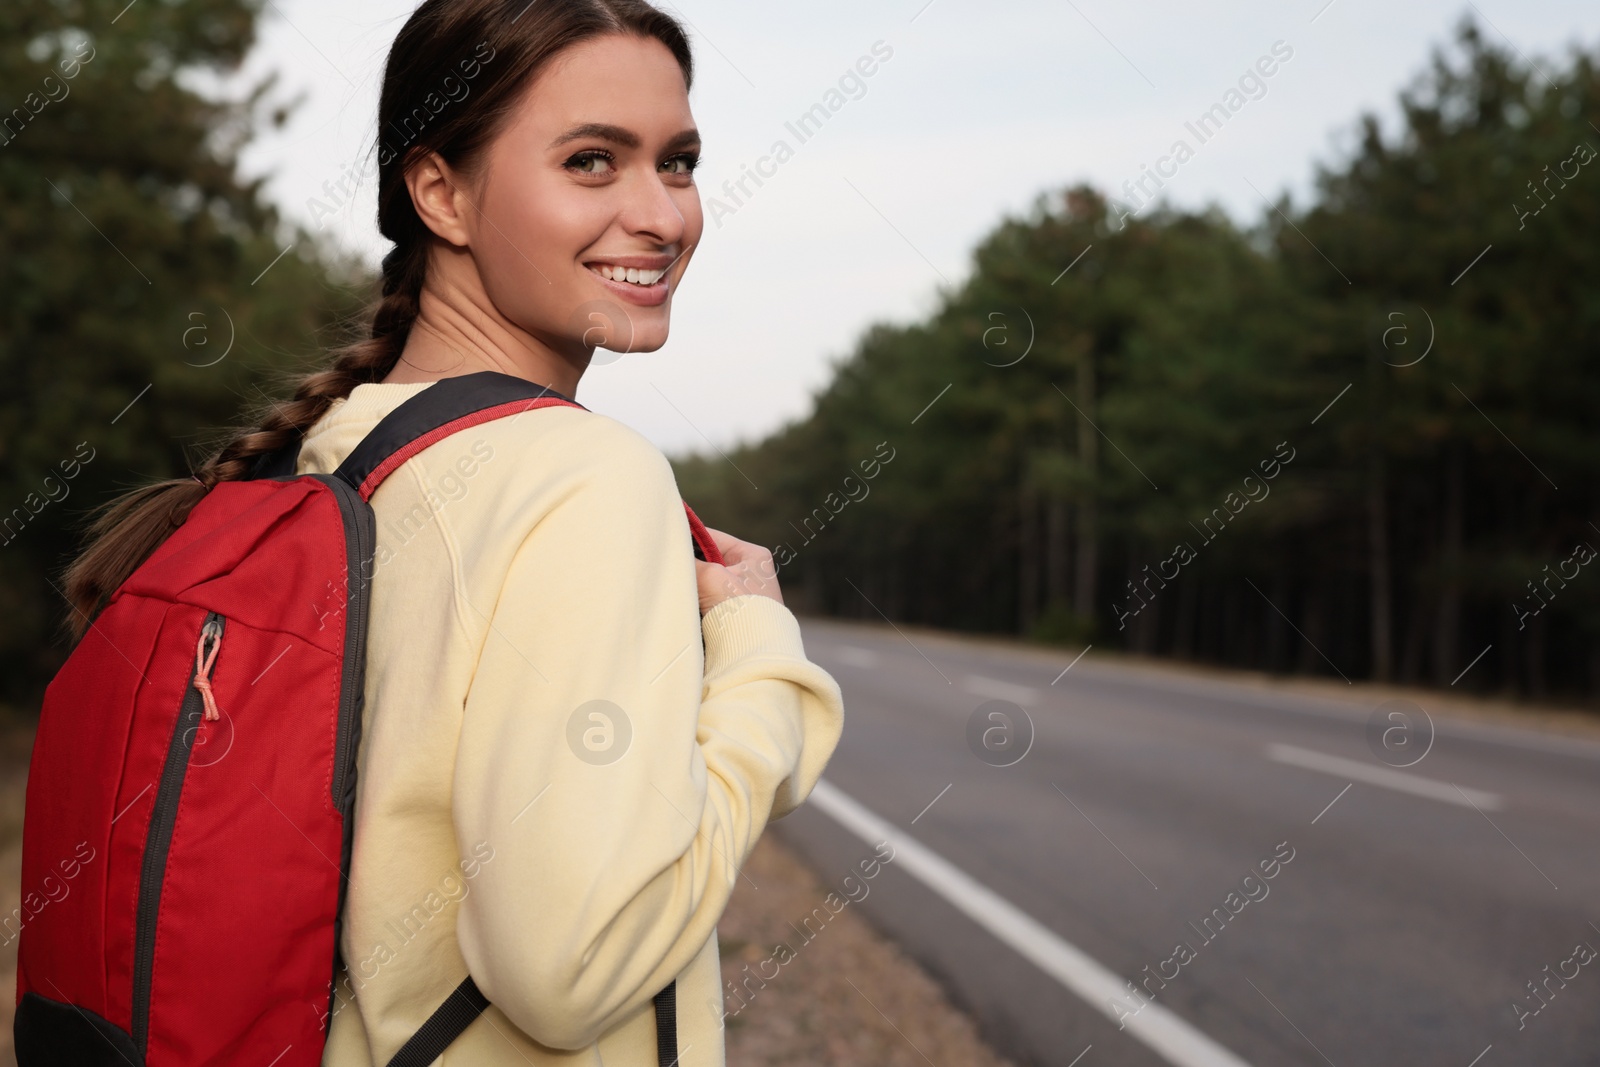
left=511, top=33, right=693, bottom=144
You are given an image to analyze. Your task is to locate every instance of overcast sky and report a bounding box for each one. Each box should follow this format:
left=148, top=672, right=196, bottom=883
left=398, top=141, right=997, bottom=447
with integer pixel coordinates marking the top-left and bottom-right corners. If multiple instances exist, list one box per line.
left=227, top=0, right=1597, bottom=457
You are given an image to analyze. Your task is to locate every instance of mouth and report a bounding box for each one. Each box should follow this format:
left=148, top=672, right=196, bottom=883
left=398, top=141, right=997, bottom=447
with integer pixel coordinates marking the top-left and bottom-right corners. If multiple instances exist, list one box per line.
left=582, top=254, right=677, bottom=308
left=587, top=263, right=667, bottom=287
left=583, top=256, right=674, bottom=288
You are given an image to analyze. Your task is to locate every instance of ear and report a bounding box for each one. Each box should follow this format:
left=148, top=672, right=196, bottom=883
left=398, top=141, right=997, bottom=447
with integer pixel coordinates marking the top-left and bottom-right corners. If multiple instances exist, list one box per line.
left=404, top=150, right=474, bottom=248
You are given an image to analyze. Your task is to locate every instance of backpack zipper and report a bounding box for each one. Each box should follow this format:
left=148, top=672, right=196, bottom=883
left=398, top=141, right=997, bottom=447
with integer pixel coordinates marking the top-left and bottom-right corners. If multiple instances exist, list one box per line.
left=131, top=609, right=225, bottom=1055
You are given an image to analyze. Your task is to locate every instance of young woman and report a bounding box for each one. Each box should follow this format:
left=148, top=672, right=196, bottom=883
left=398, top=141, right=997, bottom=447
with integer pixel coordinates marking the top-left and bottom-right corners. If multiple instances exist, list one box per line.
left=62, top=1, right=845, bottom=1063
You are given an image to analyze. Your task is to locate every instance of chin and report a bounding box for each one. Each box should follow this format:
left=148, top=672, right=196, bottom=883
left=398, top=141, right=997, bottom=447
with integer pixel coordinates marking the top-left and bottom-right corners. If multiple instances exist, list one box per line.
left=602, top=307, right=671, bottom=354
left=623, top=322, right=670, bottom=352
left=558, top=297, right=673, bottom=355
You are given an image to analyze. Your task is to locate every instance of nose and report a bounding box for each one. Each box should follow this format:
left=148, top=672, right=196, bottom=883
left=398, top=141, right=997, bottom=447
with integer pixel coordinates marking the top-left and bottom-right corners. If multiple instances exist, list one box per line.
left=618, top=165, right=687, bottom=248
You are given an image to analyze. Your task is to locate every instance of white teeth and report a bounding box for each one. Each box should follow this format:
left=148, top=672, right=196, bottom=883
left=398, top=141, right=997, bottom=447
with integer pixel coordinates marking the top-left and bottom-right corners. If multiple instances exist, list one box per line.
left=593, top=264, right=664, bottom=285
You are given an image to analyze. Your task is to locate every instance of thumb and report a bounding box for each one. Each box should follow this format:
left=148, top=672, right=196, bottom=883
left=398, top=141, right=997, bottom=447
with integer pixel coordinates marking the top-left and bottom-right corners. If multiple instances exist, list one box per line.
left=704, top=526, right=744, bottom=561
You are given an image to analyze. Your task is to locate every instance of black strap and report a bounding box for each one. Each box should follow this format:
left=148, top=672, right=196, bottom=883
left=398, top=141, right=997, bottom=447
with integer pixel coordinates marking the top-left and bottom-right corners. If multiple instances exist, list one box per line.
left=385, top=977, right=489, bottom=1067
left=245, top=371, right=582, bottom=485
left=386, top=977, right=679, bottom=1066
left=333, top=371, right=581, bottom=492
left=652, top=981, right=680, bottom=1065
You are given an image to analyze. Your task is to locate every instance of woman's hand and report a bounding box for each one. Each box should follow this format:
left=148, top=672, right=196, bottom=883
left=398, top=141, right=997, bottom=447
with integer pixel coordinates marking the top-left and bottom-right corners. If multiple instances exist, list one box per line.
left=695, top=527, right=784, bottom=617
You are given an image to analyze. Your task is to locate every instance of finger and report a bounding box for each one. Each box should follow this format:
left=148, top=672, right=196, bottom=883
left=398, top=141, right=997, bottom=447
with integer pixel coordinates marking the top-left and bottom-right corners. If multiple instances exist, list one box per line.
left=705, top=526, right=743, bottom=551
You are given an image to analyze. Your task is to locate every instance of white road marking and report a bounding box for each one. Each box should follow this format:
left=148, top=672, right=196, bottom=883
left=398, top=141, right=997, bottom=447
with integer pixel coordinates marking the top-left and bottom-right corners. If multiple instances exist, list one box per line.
left=963, top=674, right=1038, bottom=707
left=1266, top=743, right=1504, bottom=811
left=808, top=779, right=1254, bottom=1067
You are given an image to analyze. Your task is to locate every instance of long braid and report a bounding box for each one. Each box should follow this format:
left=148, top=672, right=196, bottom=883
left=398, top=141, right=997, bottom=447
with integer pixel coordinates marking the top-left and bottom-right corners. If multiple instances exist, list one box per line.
left=200, top=246, right=426, bottom=487
left=56, top=0, right=694, bottom=644
left=60, top=244, right=426, bottom=638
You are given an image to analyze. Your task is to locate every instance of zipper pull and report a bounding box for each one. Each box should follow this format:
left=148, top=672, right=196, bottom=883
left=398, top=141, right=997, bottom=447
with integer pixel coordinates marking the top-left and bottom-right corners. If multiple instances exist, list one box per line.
left=193, top=616, right=224, bottom=721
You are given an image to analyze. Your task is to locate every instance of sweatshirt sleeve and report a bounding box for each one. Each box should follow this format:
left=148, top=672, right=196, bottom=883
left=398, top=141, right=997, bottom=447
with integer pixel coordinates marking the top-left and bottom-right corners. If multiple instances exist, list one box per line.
left=448, top=412, right=845, bottom=1051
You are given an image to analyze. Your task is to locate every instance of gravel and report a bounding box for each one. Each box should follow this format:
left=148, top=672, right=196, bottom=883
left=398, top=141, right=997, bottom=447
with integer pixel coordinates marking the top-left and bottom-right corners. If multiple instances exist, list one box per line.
left=716, top=830, right=1018, bottom=1067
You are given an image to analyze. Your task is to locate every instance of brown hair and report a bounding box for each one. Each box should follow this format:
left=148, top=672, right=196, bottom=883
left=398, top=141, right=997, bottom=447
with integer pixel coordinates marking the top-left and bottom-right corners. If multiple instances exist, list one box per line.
left=60, top=0, right=693, bottom=640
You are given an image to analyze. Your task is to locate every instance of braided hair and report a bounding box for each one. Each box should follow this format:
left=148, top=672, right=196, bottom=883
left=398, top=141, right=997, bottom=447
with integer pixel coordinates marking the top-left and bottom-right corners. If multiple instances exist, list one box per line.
left=60, top=0, right=693, bottom=638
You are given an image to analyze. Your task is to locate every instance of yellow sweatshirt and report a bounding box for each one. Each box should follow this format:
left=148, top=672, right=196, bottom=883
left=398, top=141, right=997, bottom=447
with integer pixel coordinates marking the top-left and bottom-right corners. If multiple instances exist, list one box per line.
left=292, top=380, right=845, bottom=1066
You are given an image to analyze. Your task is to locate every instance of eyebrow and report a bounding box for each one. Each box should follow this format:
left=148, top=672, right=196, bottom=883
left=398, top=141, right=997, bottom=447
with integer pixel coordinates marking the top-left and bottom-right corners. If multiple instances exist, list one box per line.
left=548, top=123, right=701, bottom=153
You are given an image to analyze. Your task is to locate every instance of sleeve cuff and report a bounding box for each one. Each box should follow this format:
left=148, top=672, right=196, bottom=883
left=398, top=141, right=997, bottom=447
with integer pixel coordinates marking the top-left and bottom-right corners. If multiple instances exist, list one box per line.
left=701, top=595, right=807, bottom=677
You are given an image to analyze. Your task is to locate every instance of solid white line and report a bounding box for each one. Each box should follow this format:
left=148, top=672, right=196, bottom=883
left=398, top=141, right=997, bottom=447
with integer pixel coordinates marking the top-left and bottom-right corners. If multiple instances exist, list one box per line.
left=963, top=674, right=1038, bottom=707
left=807, top=779, right=1254, bottom=1067
left=1267, top=743, right=1504, bottom=811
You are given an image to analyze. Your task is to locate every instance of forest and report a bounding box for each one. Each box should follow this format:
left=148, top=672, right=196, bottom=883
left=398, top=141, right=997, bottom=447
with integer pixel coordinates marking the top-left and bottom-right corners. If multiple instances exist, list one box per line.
left=0, top=0, right=365, bottom=701
left=676, top=21, right=1600, bottom=702
left=1, top=2, right=1596, bottom=704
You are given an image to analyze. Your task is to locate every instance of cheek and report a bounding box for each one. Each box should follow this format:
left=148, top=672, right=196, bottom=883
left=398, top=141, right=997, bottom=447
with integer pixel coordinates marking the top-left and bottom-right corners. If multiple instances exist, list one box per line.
left=677, top=184, right=705, bottom=247
left=476, top=173, right=609, bottom=326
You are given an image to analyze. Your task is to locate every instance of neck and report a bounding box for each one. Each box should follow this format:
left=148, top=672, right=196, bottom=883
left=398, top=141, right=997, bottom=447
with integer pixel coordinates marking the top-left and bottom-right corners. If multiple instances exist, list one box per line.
left=382, top=246, right=587, bottom=398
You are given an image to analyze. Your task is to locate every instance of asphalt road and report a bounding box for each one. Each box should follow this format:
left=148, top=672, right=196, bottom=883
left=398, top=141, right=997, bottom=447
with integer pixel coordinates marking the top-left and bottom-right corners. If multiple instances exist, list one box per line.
left=774, top=617, right=1600, bottom=1067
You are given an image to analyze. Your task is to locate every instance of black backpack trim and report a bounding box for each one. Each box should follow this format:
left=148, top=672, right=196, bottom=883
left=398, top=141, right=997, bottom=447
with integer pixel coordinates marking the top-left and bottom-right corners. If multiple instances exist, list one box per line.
left=387, top=977, right=680, bottom=1067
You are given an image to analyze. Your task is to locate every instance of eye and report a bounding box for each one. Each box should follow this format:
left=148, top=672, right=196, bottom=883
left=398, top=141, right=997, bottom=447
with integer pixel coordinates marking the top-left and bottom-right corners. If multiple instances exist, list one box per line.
left=660, top=153, right=700, bottom=177
left=564, top=149, right=615, bottom=176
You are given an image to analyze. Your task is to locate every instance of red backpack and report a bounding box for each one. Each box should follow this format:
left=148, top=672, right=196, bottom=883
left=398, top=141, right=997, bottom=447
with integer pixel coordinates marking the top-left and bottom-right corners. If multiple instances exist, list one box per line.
left=15, top=371, right=718, bottom=1067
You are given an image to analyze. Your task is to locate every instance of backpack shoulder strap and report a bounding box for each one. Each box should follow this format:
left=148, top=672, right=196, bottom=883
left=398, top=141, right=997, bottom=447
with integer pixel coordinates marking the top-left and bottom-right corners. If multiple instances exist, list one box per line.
left=386, top=977, right=679, bottom=1067
left=386, top=977, right=490, bottom=1067
left=333, top=371, right=582, bottom=501
left=246, top=371, right=573, bottom=483
left=327, top=370, right=722, bottom=564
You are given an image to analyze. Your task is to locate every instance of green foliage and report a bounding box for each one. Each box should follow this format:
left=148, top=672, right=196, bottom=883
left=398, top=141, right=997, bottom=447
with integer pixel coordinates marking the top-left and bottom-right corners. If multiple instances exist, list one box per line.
left=672, top=20, right=1600, bottom=701
left=0, top=0, right=369, bottom=698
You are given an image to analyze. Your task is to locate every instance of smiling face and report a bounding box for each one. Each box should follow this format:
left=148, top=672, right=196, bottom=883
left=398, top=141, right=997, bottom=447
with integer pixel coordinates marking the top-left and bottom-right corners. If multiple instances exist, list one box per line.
left=451, top=32, right=702, bottom=360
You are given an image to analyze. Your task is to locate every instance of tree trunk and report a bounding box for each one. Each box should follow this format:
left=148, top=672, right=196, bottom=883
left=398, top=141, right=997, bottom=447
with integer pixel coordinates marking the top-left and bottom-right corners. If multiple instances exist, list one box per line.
left=1046, top=494, right=1070, bottom=610
left=1527, top=612, right=1548, bottom=699
left=1073, top=342, right=1099, bottom=621
left=1368, top=450, right=1393, bottom=681
left=1018, top=478, right=1038, bottom=635
left=1266, top=571, right=1289, bottom=671
left=1298, top=584, right=1326, bottom=675
left=1174, top=571, right=1197, bottom=659
left=1433, top=444, right=1463, bottom=685
left=1399, top=592, right=1429, bottom=683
